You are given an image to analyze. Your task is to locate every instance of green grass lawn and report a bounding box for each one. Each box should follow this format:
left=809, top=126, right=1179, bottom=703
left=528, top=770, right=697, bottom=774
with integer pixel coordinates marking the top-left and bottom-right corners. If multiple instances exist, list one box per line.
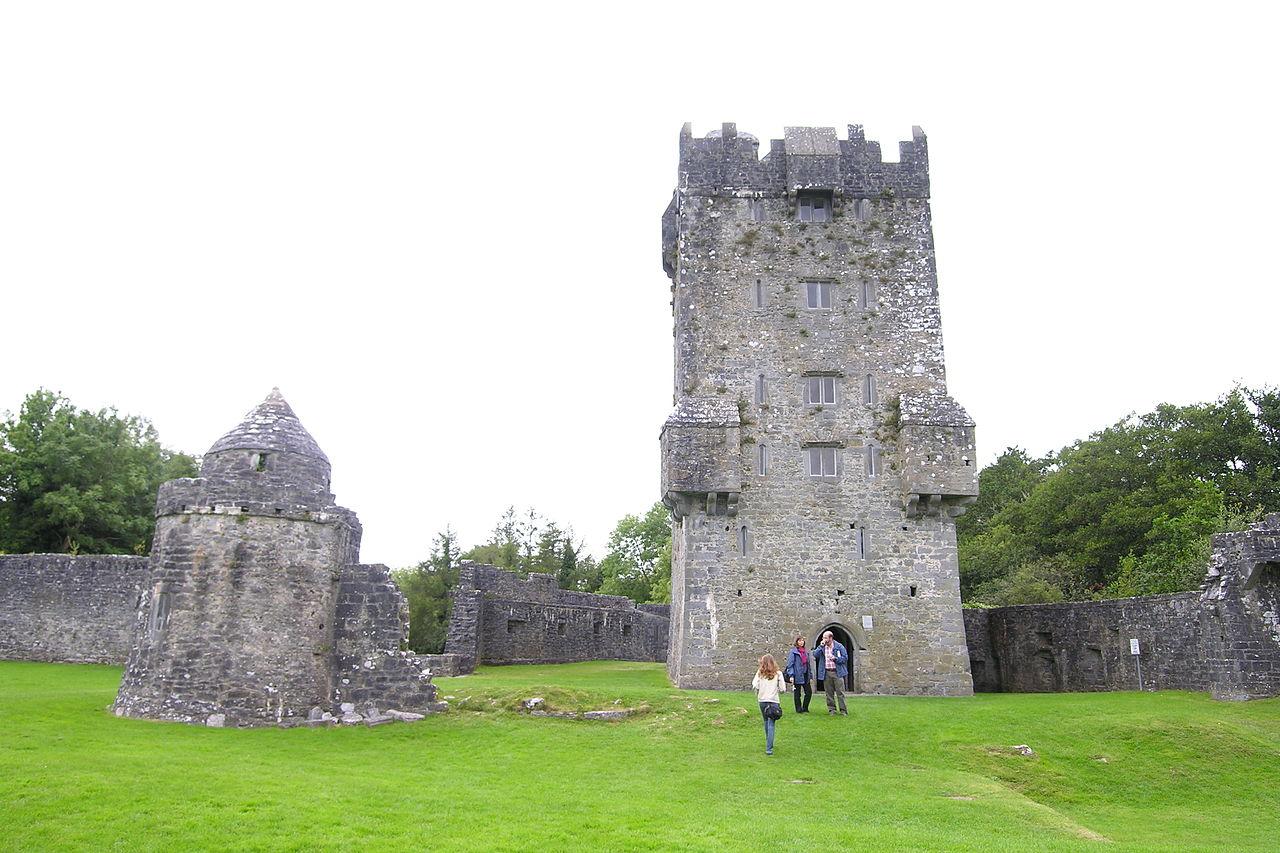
left=2, top=661, right=1278, bottom=851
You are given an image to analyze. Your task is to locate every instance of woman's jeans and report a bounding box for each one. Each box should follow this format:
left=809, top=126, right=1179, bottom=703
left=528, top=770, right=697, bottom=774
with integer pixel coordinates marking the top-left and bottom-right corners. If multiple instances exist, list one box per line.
left=758, top=702, right=776, bottom=752
left=792, top=678, right=812, bottom=712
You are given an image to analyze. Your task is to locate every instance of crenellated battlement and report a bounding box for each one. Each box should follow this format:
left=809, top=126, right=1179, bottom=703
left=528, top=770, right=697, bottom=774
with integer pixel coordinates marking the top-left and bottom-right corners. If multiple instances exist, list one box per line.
left=677, top=122, right=930, bottom=198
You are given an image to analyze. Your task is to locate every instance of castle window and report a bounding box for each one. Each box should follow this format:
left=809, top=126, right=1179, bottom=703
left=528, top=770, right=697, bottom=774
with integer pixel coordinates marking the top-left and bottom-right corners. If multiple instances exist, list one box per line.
left=748, top=199, right=766, bottom=222
left=556, top=622, right=566, bottom=636
left=148, top=591, right=172, bottom=640
left=739, top=525, right=749, bottom=556
left=862, top=374, right=878, bottom=406
left=806, top=376, right=836, bottom=406
left=854, top=198, right=870, bottom=221
left=860, top=281, right=873, bottom=310
left=593, top=621, right=602, bottom=636
left=805, top=281, right=832, bottom=309
left=797, top=191, right=832, bottom=222
left=807, top=447, right=838, bottom=479
left=866, top=444, right=881, bottom=478
left=253, top=453, right=268, bottom=472
left=754, top=279, right=765, bottom=308
left=850, top=524, right=867, bottom=559
left=622, top=624, right=633, bottom=637
left=757, top=443, right=769, bottom=476
left=755, top=374, right=766, bottom=405
left=506, top=618, right=524, bottom=634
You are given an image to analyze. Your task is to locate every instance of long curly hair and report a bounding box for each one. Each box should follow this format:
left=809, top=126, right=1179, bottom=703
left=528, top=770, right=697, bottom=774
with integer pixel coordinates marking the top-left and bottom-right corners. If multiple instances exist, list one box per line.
left=758, top=654, right=779, bottom=679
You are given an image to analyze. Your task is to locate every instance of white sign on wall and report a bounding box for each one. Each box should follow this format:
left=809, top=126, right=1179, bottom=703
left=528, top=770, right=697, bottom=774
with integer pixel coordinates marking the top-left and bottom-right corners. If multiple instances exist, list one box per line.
left=862, top=615, right=873, bottom=631
left=1129, top=638, right=1141, bottom=656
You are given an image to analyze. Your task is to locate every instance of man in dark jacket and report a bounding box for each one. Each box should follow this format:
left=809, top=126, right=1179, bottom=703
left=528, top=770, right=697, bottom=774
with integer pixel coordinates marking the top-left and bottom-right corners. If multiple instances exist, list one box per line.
left=814, top=630, right=849, bottom=715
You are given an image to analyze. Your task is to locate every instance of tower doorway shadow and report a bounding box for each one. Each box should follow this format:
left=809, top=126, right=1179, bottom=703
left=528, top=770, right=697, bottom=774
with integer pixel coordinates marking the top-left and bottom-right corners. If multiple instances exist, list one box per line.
left=813, top=622, right=857, bottom=693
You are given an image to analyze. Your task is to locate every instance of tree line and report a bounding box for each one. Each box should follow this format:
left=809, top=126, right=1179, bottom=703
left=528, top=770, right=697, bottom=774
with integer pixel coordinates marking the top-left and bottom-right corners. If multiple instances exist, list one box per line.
left=958, top=386, right=1279, bottom=605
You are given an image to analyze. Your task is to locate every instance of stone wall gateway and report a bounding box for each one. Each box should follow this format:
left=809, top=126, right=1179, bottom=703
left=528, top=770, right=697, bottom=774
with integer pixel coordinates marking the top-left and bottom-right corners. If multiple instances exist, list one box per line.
left=0, top=554, right=150, bottom=664
left=443, top=563, right=669, bottom=671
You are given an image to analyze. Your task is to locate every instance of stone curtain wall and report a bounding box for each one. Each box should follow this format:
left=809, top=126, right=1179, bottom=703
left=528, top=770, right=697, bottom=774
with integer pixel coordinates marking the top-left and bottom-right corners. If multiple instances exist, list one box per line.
left=444, top=563, right=669, bottom=671
left=963, top=594, right=1207, bottom=693
left=0, top=554, right=150, bottom=664
left=963, top=514, right=1280, bottom=699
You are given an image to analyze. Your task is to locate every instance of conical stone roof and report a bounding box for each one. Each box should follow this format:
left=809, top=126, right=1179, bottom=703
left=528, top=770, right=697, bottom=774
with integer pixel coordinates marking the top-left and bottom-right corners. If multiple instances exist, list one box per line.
left=206, top=388, right=330, bottom=463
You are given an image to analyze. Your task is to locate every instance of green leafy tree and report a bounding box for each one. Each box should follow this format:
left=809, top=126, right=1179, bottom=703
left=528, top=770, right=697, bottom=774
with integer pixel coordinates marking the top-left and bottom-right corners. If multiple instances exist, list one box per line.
left=599, top=502, right=672, bottom=603
left=0, top=390, right=198, bottom=555
left=460, top=506, right=588, bottom=587
left=958, top=385, right=1280, bottom=605
left=396, top=527, right=461, bottom=654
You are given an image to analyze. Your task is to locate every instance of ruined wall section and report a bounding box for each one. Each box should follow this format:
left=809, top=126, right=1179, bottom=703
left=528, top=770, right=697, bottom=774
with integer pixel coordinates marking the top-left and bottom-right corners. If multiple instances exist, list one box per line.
left=964, top=514, right=1280, bottom=698
left=333, top=563, right=445, bottom=712
left=0, top=554, right=150, bottom=664
left=444, top=563, right=669, bottom=669
left=664, top=123, right=973, bottom=694
left=1199, top=515, right=1280, bottom=698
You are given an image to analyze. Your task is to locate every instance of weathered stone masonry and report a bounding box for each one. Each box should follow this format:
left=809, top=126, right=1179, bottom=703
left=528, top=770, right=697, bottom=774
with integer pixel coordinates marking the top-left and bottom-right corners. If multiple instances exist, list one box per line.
left=443, top=563, right=669, bottom=673
left=111, top=389, right=444, bottom=727
left=661, top=123, right=977, bottom=693
left=964, top=514, right=1280, bottom=699
left=0, top=554, right=149, bottom=664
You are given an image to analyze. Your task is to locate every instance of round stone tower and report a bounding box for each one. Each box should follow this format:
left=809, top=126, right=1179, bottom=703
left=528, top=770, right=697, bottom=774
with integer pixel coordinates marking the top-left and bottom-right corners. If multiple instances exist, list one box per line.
left=113, top=389, right=363, bottom=726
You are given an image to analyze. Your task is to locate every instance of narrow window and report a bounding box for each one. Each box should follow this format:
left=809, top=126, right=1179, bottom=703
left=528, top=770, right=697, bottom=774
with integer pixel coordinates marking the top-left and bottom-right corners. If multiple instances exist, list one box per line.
left=148, top=591, right=172, bottom=639
left=622, top=624, right=633, bottom=637
left=909, top=585, right=918, bottom=597
left=254, top=453, right=268, bottom=472
left=593, top=621, right=602, bottom=636
left=805, top=281, right=832, bottom=309
left=748, top=199, right=765, bottom=222
left=863, top=373, right=878, bottom=406
left=860, top=281, right=872, bottom=310
left=755, top=373, right=766, bottom=405
left=757, top=443, right=768, bottom=476
left=866, top=444, right=881, bottom=478
left=853, top=527, right=866, bottom=559
left=806, top=376, right=835, bottom=406
left=556, top=622, right=566, bottom=636
left=798, top=191, right=832, bottom=222
left=738, top=525, right=749, bottom=556
left=807, top=447, right=837, bottom=479
left=855, top=198, right=869, bottom=221
left=754, top=279, right=765, bottom=308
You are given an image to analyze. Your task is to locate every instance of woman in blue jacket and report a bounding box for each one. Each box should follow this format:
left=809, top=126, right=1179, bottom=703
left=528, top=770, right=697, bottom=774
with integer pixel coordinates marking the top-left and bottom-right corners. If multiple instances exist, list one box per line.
left=784, top=635, right=813, bottom=713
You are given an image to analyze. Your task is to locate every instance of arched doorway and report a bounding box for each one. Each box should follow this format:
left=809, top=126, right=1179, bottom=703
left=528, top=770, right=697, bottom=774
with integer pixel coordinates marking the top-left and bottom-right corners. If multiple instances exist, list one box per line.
left=813, top=622, right=857, bottom=693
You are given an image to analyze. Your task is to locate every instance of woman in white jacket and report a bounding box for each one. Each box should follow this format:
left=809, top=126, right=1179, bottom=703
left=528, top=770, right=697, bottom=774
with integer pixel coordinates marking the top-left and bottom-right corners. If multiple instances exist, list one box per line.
left=751, top=654, right=788, bottom=755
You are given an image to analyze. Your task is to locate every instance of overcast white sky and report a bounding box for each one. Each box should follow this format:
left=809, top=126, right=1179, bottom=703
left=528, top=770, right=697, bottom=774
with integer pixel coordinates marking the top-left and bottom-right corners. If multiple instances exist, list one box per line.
left=2, top=2, right=1276, bottom=567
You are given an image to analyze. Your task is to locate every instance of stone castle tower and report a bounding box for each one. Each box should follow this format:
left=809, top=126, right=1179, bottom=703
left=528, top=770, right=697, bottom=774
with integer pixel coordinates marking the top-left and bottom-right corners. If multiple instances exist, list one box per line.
left=660, top=123, right=978, bottom=694
left=114, top=389, right=442, bottom=726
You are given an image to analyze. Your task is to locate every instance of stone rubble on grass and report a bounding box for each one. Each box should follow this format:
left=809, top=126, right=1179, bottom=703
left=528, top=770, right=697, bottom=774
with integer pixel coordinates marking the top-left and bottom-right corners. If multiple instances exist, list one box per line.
left=1011, top=744, right=1036, bottom=757
left=387, top=709, right=425, bottom=722
left=522, top=697, right=545, bottom=710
